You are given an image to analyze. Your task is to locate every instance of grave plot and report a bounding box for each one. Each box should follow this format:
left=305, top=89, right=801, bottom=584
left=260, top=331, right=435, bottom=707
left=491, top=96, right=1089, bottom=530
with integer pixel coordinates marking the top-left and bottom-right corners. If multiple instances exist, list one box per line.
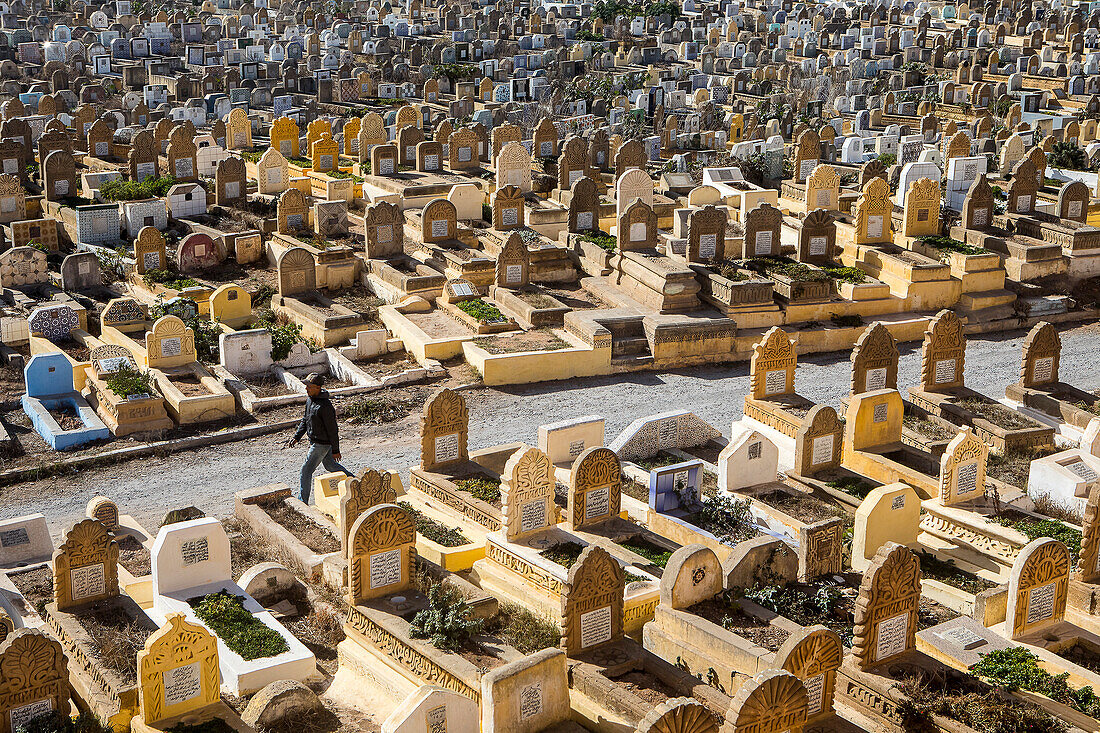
left=740, top=328, right=818, bottom=465
left=234, top=484, right=342, bottom=583
left=0, top=246, right=91, bottom=348
left=549, top=543, right=732, bottom=731
left=610, top=410, right=726, bottom=494
left=270, top=246, right=372, bottom=348
left=40, top=519, right=158, bottom=730
left=85, top=496, right=159, bottom=607
left=21, top=351, right=109, bottom=450
left=100, top=310, right=235, bottom=425
left=471, top=445, right=664, bottom=635
left=643, top=544, right=870, bottom=729
left=406, top=198, right=497, bottom=292
left=26, top=303, right=100, bottom=393
left=147, top=517, right=317, bottom=695
left=336, top=501, right=538, bottom=717
left=82, top=345, right=174, bottom=436
left=1005, top=321, right=1100, bottom=438
left=436, top=278, right=518, bottom=336
left=0, top=629, right=71, bottom=733
left=908, top=310, right=1054, bottom=453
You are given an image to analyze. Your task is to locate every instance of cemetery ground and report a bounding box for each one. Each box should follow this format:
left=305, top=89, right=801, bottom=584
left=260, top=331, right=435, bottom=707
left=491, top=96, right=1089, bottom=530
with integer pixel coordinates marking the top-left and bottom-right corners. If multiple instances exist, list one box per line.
left=9, top=320, right=1100, bottom=538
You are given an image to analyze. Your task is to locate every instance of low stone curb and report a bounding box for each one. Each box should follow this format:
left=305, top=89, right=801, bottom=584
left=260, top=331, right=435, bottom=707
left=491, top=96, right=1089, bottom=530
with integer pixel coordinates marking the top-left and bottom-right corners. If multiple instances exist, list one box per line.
left=0, top=418, right=300, bottom=488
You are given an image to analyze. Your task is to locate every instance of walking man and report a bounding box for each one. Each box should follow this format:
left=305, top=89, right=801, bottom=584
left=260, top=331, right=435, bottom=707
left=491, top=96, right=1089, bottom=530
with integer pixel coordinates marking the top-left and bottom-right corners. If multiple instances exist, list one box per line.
left=286, top=373, right=350, bottom=503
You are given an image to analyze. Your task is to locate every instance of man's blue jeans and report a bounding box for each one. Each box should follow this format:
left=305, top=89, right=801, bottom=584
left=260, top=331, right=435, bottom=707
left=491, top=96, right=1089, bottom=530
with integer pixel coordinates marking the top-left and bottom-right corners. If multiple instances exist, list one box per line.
left=299, top=443, right=350, bottom=503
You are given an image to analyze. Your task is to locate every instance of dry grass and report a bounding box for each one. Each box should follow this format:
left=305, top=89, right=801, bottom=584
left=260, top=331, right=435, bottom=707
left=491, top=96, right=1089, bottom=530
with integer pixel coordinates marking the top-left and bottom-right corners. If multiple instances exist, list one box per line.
left=1032, top=493, right=1084, bottom=524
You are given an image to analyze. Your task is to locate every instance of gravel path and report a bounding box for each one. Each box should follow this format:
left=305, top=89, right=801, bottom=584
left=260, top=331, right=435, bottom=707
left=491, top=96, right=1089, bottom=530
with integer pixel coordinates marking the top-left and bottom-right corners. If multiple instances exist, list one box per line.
left=10, top=322, right=1100, bottom=538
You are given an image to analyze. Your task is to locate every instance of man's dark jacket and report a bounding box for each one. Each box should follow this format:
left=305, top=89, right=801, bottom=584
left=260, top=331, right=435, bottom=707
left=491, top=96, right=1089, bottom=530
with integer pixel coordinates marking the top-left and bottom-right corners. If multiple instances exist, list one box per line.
left=294, top=390, right=340, bottom=453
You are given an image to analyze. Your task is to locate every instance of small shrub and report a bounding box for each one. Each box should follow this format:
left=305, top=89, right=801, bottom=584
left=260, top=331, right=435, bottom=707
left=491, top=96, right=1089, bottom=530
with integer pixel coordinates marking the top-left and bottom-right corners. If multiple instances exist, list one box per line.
left=409, top=582, right=482, bottom=651
left=96, top=248, right=128, bottom=283
left=580, top=229, right=616, bottom=252
left=143, top=269, right=203, bottom=291
left=821, top=266, right=867, bottom=284
left=187, top=317, right=222, bottom=362
left=876, top=153, right=897, bottom=167
left=255, top=318, right=307, bottom=361
left=539, top=541, right=586, bottom=568
left=456, top=298, right=506, bottom=323
left=99, top=175, right=179, bottom=201
left=973, top=646, right=1100, bottom=718
left=16, top=712, right=113, bottom=733
left=830, top=313, right=864, bottom=327
left=398, top=501, right=469, bottom=547
left=919, top=235, right=986, bottom=256
left=482, top=203, right=492, bottom=222
left=453, top=476, right=501, bottom=503
left=190, top=590, right=289, bottom=660
left=344, top=395, right=413, bottom=424
left=485, top=602, right=560, bottom=654
left=691, top=494, right=756, bottom=543
left=104, top=365, right=156, bottom=399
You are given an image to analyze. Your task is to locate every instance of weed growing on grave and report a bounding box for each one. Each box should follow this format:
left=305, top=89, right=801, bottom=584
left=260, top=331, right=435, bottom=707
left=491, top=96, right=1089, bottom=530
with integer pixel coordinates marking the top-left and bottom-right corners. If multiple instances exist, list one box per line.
left=916, top=551, right=996, bottom=594
left=539, top=541, right=586, bottom=569
left=973, top=646, right=1100, bottom=718
left=580, top=229, right=616, bottom=252
left=96, top=247, right=128, bottom=283
left=409, top=582, right=482, bottom=651
left=821, top=266, right=867, bottom=284
left=15, top=711, right=113, bottom=733
left=190, top=590, right=289, bottom=660
left=618, top=537, right=673, bottom=567
left=484, top=602, right=561, bottom=654
left=143, top=269, right=203, bottom=291
left=165, top=720, right=237, bottom=733
left=453, top=476, right=501, bottom=504
left=827, top=473, right=875, bottom=497
left=897, top=668, right=1066, bottom=733
left=104, top=365, right=156, bottom=399
left=991, top=513, right=1081, bottom=565
left=397, top=501, right=469, bottom=547
left=254, top=317, right=307, bottom=361
left=344, top=394, right=414, bottom=424
left=187, top=318, right=222, bottom=362
left=99, top=175, right=179, bottom=201
left=689, top=493, right=756, bottom=543
left=456, top=298, right=506, bottom=323
left=482, top=203, right=492, bottom=222
left=918, top=235, right=986, bottom=256
left=713, top=259, right=749, bottom=281
left=745, top=580, right=854, bottom=646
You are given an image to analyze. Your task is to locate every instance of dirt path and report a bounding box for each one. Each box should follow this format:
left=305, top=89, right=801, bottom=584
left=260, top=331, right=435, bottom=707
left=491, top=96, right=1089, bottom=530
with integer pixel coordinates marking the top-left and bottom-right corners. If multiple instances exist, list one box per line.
left=8, top=322, right=1100, bottom=538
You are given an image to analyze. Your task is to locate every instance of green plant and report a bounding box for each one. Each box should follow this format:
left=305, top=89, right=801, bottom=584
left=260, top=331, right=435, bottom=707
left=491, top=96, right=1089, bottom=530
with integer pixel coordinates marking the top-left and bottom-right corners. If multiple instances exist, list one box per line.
left=456, top=298, right=506, bottom=323
left=143, top=269, right=202, bottom=290
left=432, top=63, right=477, bottom=82
left=826, top=476, right=875, bottom=499
left=104, top=365, right=156, bottom=399
left=917, top=551, right=996, bottom=594
left=897, top=670, right=1065, bottom=733
left=99, top=175, right=179, bottom=201
left=821, top=266, right=867, bottom=284
left=482, top=203, right=492, bottom=222
left=187, top=317, right=222, bottom=362
left=15, top=711, right=114, bottom=733
left=397, top=502, right=469, bottom=547
left=327, top=169, right=363, bottom=182
left=96, top=247, right=128, bottom=283
left=255, top=318, right=307, bottom=361
left=539, top=541, right=586, bottom=568
left=575, top=29, right=605, bottom=41
left=830, top=313, right=864, bottom=327
left=619, top=537, right=673, bottom=567
left=580, top=229, right=616, bottom=252
left=1048, top=141, right=1090, bottom=171
left=691, top=494, right=756, bottom=544
left=190, top=590, right=289, bottom=660
left=746, top=580, right=854, bottom=645
left=27, top=240, right=47, bottom=253
left=919, top=235, right=986, bottom=256
left=876, top=153, right=897, bottom=167
left=992, top=515, right=1081, bottom=563
left=484, top=602, right=560, bottom=654
left=453, top=476, right=501, bottom=503
left=409, top=582, right=482, bottom=651
left=973, top=646, right=1100, bottom=718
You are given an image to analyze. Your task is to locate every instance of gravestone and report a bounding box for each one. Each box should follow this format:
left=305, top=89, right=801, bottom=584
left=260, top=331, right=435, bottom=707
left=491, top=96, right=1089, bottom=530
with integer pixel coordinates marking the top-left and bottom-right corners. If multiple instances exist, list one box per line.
left=775, top=628, right=843, bottom=724
left=851, top=542, right=921, bottom=670
left=939, top=428, right=987, bottom=506
left=0, top=630, right=68, bottom=733
left=1019, top=321, right=1059, bottom=388
left=134, top=227, right=167, bottom=275
left=686, top=205, right=726, bottom=263
left=500, top=446, right=553, bottom=542
left=568, top=447, right=621, bottom=530
left=902, top=177, right=940, bottom=237
left=568, top=176, right=598, bottom=233
left=364, top=201, right=403, bottom=258
left=560, top=545, right=623, bottom=656
left=277, top=248, right=316, bottom=297
left=617, top=199, right=657, bottom=251
left=918, top=309, right=965, bottom=392
left=347, top=503, right=415, bottom=604
left=961, top=174, right=994, bottom=230
left=53, top=518, right=119, bottom=611
left=60, top=252, right=99, bottom=291
left=792, top=405, right=842, bottom=478
left=797, top=209, right=835, bottom=264
left=421, top=198, right=457, bottom=244
left=136, top=614, right=220, bottom=726
left=722, top=669, right=807, bottom=733
left=420, top=389, right=469, bottom=472
left=495, top=233, right=529, bottom=289
left=1006, top=538, right=1070, bottom=638
left=854, top=177, right=892, bottom=245
left=1077, top=484, right=1100, bottom=584
left=340, top=469, right=397, bottom=552
left=743, top=202, right=782, bottom=258
left=492, top=185, right=525, bottom=231
left=750, top=327, right=796, bottom=399
left=850, top=322, right=899, bottom=395
left=718, top=427, right=778, bottom=492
